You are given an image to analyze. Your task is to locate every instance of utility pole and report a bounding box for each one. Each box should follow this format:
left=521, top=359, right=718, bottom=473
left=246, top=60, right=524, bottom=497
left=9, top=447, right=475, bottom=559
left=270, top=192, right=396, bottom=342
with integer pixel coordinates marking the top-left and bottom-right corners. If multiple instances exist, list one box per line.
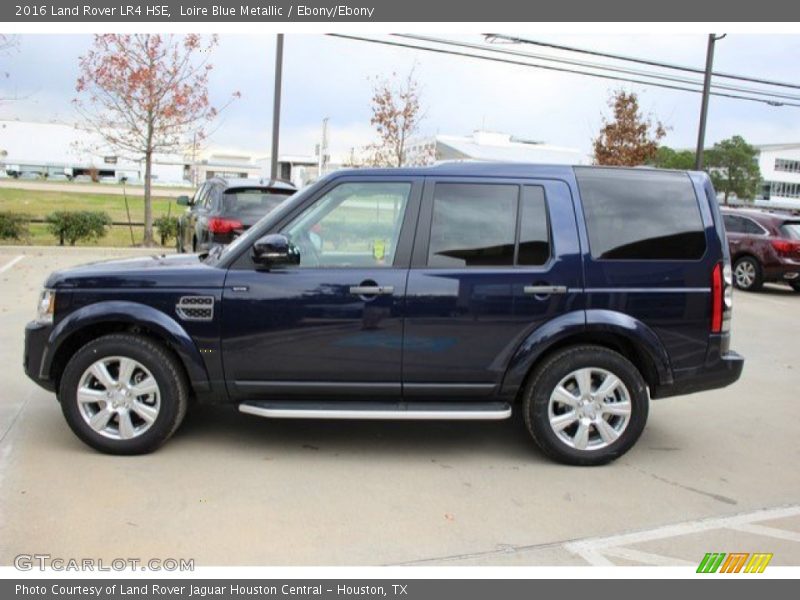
left=318, top=117, right=329, bottom=177
left=695, top=34, right=726, bottom=170
left=270, top=34, right=284, bottom=180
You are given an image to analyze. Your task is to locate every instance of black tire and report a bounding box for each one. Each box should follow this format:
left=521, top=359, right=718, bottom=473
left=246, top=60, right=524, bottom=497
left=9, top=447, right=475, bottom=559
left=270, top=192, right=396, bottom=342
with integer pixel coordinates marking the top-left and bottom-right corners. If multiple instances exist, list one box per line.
left=790, top=281, right=800, bottom=293
left=59, top=333, right=189, bottom=455
left=523, top=345, right=649, bottom=466
left=733, top=256, right=763, bottom=291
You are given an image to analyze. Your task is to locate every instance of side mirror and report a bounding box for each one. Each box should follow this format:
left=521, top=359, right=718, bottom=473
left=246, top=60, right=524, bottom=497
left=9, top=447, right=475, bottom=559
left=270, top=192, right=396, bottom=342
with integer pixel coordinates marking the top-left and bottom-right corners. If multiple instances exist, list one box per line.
left=176, top=195, right=191, bottom=206
left=252, top=234, right=300, bottom=269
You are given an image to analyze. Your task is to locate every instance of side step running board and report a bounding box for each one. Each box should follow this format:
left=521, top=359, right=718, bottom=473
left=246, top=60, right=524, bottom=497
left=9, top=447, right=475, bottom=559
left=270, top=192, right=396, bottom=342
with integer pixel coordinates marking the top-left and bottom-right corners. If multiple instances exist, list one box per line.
left=238, top=401, right=512, bottom=421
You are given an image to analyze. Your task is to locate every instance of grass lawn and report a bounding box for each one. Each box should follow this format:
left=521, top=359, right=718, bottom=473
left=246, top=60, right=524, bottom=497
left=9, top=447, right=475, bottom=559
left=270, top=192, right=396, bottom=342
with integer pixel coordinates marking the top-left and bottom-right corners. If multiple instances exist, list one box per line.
left=0, top=188, right=184, bottom=247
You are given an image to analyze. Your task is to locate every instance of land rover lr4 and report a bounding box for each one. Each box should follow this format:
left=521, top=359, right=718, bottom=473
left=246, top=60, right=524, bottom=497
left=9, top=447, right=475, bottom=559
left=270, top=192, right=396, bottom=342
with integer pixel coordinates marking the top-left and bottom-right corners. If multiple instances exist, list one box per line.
left=24, top=164, right=743, bottom=465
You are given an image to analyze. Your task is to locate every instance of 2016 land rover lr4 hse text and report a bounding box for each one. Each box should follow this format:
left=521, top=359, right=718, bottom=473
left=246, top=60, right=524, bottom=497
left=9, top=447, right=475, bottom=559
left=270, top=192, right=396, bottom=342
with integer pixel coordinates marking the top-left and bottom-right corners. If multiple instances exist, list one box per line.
left=23, top=164, right=744, bottom=465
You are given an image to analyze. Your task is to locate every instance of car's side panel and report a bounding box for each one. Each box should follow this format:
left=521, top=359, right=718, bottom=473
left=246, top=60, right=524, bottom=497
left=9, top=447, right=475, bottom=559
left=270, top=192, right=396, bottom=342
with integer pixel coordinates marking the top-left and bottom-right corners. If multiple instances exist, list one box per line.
left=499, top=309, right=674, bottom=396
left=575, top=171, right=722, bottom=371
left=42, top=299, right=220, bottom=394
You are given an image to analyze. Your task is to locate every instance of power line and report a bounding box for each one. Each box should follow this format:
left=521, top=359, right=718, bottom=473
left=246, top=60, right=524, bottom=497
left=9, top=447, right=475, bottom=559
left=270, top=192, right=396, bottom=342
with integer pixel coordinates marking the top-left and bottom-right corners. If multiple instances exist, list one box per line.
left=397, top=34, right=800, bottom=104
left=327, top=34, right=800, bottom=108
left=484, top=33, right=800, bottom=92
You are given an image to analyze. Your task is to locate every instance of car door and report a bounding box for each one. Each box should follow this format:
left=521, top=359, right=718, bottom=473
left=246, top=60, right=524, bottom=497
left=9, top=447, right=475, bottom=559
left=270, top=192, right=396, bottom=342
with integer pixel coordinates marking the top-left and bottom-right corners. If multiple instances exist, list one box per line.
left=221, top=176, right=422, bottom=400
left=723, top=214, right=749, bottom=255
left=403, top=178, right=582, bottom=399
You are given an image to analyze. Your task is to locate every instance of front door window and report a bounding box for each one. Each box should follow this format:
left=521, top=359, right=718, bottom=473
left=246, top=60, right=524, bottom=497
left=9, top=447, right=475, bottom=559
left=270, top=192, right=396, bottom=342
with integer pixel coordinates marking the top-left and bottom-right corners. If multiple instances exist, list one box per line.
left=284, top=182, right=411, bottom=268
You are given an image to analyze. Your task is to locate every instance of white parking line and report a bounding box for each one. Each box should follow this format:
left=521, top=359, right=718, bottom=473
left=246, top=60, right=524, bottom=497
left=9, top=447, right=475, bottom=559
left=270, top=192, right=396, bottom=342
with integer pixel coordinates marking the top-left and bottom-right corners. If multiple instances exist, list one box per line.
left=565, top=504, right=800, bottom=566
left=0, top=255, right=24, bottom=274
left=730, top=523, right=800, bottom=543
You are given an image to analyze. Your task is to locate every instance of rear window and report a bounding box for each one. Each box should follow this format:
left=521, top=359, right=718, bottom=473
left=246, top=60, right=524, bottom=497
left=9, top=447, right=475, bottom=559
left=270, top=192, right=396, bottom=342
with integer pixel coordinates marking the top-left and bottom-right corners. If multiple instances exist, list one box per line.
left=781, top=222, right=800, bottom=240
left=576, top=168, right=706, bottom=260
left=221, top=188, right=292, bottom=216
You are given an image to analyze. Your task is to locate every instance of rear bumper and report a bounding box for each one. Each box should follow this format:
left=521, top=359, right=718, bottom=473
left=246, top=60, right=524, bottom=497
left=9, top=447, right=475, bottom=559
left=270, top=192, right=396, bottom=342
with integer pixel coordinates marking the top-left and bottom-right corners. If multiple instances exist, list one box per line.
left=24, top=321, right=55, bottom=392
left=764, top=256, right=800, bottom=282
left=651, top=336, right=744, bottom=399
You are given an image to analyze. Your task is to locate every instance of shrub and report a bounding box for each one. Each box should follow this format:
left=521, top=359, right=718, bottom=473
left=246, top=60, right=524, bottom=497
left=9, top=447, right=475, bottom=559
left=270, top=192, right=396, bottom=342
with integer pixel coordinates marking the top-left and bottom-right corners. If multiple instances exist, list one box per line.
left=0, top=212, right=30, bottom=241
left=154, top=215, right=179, bottom=246
left=46, top=211, right=111, bottom=246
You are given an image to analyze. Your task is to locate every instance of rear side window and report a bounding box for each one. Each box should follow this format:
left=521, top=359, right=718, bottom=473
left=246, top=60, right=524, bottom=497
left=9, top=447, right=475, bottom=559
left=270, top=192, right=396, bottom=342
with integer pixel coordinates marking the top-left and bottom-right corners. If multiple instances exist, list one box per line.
left=576, top=168, right=706, bottom=260
left=427, top=183, right=550, bottom=268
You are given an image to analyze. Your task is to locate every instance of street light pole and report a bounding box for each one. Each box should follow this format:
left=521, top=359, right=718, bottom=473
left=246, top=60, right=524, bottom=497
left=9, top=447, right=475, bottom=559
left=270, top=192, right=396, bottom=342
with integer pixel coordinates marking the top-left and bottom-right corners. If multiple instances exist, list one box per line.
left=270, top=34, right=284, bottom=181
left=695, top=34, right=725, bottom=170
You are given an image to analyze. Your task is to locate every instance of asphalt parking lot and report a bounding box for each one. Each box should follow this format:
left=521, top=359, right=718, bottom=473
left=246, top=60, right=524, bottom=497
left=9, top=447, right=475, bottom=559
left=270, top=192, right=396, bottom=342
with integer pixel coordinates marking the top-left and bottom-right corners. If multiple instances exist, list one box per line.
left=1, top=246, right=799, bottom=567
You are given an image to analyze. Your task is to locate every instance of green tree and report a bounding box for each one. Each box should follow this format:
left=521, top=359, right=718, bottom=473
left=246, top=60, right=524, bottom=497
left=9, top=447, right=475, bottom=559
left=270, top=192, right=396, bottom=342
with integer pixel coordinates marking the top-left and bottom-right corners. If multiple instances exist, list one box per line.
left=705, top=136, right=761, bottom=205
left=650, top=146, right=696, bottom=170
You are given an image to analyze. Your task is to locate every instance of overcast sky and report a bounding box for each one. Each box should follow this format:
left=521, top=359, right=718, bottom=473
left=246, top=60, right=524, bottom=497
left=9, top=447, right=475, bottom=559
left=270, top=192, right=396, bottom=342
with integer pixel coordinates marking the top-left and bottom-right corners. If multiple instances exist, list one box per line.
left=1, top=33, right=799, bottom=159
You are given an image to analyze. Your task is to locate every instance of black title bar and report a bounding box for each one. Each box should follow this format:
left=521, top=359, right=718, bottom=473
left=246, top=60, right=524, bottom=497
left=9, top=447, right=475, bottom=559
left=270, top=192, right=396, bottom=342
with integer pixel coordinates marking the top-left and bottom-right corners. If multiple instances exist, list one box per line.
left=4, top=0, right=800, bottom=22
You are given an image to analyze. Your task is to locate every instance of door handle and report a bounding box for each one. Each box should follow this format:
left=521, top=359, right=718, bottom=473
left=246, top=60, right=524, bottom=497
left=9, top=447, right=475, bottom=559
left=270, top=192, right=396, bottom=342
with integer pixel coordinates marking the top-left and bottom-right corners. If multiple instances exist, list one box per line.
left=349, top=285, right=394, bottom=296
left=524, top=285, right=568, bottom=295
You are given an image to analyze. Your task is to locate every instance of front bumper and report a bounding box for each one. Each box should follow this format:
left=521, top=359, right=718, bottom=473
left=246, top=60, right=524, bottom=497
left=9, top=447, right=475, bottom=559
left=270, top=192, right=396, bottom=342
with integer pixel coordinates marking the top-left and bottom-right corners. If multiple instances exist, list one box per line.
left=651, top=335, right=744, bottom=399
left=24, top=321, right=55, bottom=392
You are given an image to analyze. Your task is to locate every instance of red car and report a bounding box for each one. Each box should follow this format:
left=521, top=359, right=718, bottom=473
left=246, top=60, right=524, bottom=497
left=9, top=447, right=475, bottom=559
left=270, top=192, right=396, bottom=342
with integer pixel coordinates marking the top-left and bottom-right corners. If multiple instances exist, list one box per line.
left=721, top=208, right=800, bottom=292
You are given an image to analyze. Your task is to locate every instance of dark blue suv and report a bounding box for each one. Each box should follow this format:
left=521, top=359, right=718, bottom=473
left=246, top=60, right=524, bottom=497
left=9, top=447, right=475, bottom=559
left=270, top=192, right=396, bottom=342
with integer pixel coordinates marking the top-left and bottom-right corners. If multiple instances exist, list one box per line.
left=23, top=163, right=743, bottom=465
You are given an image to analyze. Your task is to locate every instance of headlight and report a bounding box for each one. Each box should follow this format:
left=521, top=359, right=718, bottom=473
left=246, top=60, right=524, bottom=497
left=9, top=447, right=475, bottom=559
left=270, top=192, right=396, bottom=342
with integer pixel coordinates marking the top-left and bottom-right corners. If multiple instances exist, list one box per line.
left=36, top=289, right=56, bottom=325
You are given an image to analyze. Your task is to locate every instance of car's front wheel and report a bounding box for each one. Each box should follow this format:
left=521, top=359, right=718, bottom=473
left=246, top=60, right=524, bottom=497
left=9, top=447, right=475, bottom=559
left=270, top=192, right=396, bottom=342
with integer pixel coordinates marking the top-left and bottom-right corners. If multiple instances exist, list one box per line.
left=59, top=334, right=189, bottom=454
left=523, top=345, right=649, bottom=466
left=790, top=280, right=800, bottom=293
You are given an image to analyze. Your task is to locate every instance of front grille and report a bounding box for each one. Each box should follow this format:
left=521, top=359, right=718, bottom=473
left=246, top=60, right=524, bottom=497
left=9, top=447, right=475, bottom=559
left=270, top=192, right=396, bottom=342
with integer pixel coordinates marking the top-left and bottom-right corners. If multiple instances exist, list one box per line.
left=176, top=296, right=214, bottom=321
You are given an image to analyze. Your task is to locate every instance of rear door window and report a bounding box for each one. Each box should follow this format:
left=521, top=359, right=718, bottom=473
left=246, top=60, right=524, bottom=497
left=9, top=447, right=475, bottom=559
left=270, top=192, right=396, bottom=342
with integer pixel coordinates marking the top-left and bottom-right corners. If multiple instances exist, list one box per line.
left=723, top=214, right=747, bottom=234
left=427, top=183, right=551, bottom=268
left=576, top=168, right=706, bottom=260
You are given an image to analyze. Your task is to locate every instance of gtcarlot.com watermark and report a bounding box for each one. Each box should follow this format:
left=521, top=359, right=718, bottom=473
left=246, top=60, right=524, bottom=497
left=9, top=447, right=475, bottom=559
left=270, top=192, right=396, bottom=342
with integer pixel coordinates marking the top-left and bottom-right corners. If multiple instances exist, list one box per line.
left=14, top=554, right=194, bottom=572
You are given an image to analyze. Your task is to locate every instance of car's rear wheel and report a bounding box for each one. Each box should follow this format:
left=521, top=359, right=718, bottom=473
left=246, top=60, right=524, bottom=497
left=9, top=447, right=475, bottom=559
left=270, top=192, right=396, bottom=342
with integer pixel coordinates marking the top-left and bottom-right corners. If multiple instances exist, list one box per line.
left=59, top=334, right=189, bottom=454
left=523, top=345, right=648, bottom=466
left=790, top=281, right=800, bottom=293
left=733, top=256, right=763, bottom=291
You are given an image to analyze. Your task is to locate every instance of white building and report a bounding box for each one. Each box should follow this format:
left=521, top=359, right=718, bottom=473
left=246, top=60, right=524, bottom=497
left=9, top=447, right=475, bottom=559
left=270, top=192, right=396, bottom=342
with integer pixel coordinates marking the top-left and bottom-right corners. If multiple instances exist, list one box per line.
left=754, top=143, right=800, bottom=210
left=0, top=119, right=267, bottom=186
left=406, top=130, right=589, bottom=166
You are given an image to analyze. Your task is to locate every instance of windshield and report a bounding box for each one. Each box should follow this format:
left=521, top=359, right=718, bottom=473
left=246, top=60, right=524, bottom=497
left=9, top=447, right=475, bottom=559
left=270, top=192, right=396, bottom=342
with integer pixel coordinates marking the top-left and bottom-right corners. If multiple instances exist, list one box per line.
left=209, top=178, right=327, bottom=265
left=780, top=222, right=800, bottom=240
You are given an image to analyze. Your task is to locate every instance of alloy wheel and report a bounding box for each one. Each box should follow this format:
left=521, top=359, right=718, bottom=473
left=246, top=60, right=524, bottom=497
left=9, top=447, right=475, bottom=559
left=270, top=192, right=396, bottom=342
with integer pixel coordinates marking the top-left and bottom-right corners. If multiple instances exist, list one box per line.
left=76, top=356, right=161, bottom=440
left=547, top=367, right=632, bottom=451
left=734, top=261, right=756, bottom=288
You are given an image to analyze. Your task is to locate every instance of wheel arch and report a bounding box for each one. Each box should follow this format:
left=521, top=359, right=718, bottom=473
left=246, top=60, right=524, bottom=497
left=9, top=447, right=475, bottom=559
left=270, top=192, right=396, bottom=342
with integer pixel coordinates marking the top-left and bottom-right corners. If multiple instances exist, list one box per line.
left=501, top=309, right=672, bottom=400
left=44, top=301, right=210, bottom=394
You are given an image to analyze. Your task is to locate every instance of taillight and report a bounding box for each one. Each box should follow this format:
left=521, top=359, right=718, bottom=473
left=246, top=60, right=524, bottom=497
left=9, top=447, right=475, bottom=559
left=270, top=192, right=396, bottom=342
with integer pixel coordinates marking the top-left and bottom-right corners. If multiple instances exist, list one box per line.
left=711, top=263, right=723, bottom=333
left=711, top=261, right=732, bottom=334
left=771, top=239, right=800, bottom=256
left=208, top=217, right=242, bottom=234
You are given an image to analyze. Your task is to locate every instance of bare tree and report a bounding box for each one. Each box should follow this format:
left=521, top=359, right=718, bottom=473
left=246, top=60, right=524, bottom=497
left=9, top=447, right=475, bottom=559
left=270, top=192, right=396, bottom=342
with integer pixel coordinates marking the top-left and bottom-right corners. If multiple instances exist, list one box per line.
left=367, top=68, right=432, bottom=167
left=593, top=90, right=666, bottom=166
left=74, top=34, right=239, bottom=245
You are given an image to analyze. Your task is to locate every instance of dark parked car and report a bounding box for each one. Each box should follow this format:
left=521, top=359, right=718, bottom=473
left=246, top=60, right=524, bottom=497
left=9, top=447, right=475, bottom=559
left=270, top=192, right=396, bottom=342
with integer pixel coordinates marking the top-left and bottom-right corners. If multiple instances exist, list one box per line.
left=721, top=208, right=800, bottom=292
left=176, top=177, right=296, bottom=253
left=24, top=164, right=743, bottom=465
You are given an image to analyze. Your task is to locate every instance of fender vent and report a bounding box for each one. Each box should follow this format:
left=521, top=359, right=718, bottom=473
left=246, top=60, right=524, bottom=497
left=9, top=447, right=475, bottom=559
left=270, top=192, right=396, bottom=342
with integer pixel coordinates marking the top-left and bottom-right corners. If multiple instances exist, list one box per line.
left=176, top=296, right=214, bottom=321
